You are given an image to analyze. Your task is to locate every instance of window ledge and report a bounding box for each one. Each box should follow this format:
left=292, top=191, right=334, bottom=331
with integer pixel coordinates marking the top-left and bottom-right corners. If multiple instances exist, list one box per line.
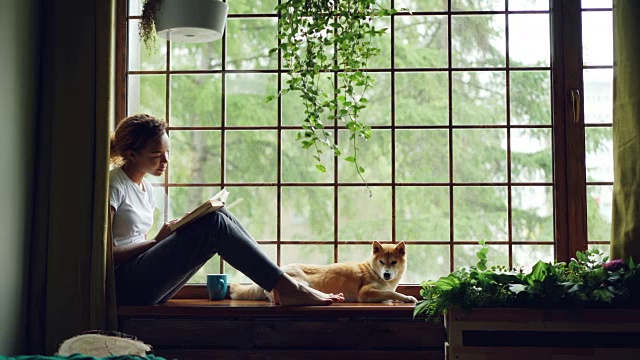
left=117, top=299, right=418, bottom=318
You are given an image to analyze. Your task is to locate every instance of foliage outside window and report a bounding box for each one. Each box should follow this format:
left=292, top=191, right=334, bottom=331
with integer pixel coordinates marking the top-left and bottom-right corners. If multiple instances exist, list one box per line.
left=121, top=0, right=613, bottom=285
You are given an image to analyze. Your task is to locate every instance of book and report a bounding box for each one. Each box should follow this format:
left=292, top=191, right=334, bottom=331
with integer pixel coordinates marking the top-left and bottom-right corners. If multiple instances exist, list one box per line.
left=169, top=188, right=230, bottom=232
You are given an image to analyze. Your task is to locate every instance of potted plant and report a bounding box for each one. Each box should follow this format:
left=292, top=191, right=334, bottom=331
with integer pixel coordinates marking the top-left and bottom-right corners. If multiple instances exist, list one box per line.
left=139, top=0, right=229, bottom=51
left=267, top=0, right=400, bottom=193
left=413, top=240, right=640, bottom=357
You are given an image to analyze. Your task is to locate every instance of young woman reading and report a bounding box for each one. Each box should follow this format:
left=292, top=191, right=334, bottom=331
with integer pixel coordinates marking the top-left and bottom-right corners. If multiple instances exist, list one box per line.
left=109, top=114, right=344, bottom=306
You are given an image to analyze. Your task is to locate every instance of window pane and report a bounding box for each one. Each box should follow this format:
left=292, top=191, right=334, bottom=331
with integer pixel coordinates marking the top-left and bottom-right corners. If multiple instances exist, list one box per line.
left=395, top=72, right=449, bottom=126
left=511, top=128, right=552, bottom=183
left=339, top=244, right=375, bottom=263
left=338, top=130, right=392, bottom=183
left=583, top=69, right=613, bottom=124
left=229, top=0, right=277, bottom=14
left=338, top=187, right=392, bottom=241
left=508, top=0, right=549, bottom=11
left=509, top=14, right=550, bottom=67
left=169, top=130, right=221, bottom=184
left=397, top=187, right=450, bottom=241
left=281, top=244, right=333, bottom=266
left=454, top=244, right=508, bottom=269
left=513, top=244, right=554, bottom=271
left=127, top=74, right=166, bottom=118
left=226, top=73, right=278, bottom=126
left=510, top=70, right=552, bottom=125
left=226, top=18, right=278, bottom=70
left=452, top=0, right=504, bottom=11
left=357, top=73, right=391, bottom=126
left=281, top=130, right=335, bottom=183
left=453, top=129, right=507, bottom=183
left=226, top=186, right=277, bottom=241
left=454, top=186, right=508, bottom=241
left=404, top=245, right=450, bottom=284
left=582, top=0, right=612, bottom=9
left=225, top=131, right=278, bottom=183
left=190, top=257, right=221, bottom=284
left=452, top=15, right=506, bottom=68
left=168, top=186, right=223, bottom=220
left=512, top=186, right=554, bottom=242
left=281, top=187, right=334, bottom=241
left=170, top=75, right=222, bottom=127
left=582, top=11, right=613, bottom=66
left=452, top=71, right=506, bottom=125
left=171, top=42, right=223, bottom=71
left=395, top=0, right=447, bottom=12
left=587, top=185, right=612, bottom=242
left=396, top=130, right=449, bottom=183
left=395, top=15, right=448, bottom=68
left=128, top=20, right=166, bottom=71
left=369, top=17, right=392, bottom=69
left=585, top=127, right=613, bottom=182
left=129, top=0, right=142, bottom=16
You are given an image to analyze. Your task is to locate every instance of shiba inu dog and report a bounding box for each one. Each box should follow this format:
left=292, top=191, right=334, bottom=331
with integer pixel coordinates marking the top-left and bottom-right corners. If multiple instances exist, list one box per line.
left=230, top=241, right=417, bottom=303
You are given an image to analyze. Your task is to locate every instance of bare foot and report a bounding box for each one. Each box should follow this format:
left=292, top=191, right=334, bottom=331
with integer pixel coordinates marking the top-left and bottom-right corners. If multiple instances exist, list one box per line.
left=272, top=274, right=343, bottom=306
left=305, top=285, right=345, bottom=303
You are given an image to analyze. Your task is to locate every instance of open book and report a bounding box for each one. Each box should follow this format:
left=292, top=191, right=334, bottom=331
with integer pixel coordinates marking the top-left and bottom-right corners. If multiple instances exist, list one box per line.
left=169, top=188, right=230, bottom=232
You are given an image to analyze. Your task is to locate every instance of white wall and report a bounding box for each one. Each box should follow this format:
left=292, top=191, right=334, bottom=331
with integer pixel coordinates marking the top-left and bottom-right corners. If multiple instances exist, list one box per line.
left=0, top=0, right=38, bottom=355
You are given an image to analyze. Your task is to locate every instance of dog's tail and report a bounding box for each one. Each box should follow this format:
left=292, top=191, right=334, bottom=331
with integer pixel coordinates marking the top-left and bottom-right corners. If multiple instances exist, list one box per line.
left=229, top=283, right=268, bottom=300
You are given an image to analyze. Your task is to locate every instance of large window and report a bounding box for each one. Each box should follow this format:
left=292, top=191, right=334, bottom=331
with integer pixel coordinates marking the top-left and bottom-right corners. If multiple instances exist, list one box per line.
left=118, top=0, right=613, bottom=285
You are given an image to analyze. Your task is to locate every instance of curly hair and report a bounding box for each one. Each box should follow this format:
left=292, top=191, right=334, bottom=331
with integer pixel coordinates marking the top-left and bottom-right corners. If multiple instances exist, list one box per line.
left=110, top=114, right=167, bottom=166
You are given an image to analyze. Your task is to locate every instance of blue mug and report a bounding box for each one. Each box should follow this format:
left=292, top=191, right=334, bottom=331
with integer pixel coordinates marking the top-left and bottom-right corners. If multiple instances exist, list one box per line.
left=206, top=274, right=228, bottom=301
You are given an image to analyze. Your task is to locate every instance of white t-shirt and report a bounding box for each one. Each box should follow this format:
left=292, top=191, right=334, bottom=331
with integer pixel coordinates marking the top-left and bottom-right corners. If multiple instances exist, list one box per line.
left=109, top=167, right=155, bottom=247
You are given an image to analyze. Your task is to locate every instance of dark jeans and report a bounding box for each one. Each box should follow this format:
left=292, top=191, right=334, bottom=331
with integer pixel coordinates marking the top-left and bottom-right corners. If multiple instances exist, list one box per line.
left=115, top=208, right=283, bottom=305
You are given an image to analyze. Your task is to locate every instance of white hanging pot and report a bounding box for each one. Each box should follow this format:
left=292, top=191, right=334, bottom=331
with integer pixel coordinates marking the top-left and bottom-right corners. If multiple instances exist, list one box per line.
left=154, top=0, right=229, bottom=43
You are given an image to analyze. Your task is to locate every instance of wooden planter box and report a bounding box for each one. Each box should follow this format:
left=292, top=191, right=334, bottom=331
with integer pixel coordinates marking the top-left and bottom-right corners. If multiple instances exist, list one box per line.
left=445, top=307, right=640, bottom=360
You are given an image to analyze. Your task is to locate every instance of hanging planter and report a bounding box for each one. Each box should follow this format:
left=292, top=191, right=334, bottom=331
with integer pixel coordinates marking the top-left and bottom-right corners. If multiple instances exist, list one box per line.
left=140, top=0, right=229, bottom=51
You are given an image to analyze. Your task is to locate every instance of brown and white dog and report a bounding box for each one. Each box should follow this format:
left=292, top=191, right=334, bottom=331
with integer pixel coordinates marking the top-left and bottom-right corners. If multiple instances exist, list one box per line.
left=230, top=241, right=417, bottom=303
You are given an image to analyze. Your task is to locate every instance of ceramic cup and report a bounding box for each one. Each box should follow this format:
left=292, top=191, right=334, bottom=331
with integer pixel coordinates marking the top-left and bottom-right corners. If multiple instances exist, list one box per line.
left=206, top=274, right=228, bottom=301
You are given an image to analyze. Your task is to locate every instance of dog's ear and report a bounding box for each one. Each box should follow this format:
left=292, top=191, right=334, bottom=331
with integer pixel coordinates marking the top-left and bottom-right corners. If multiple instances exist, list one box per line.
left=395, top=241, right=406, bottom=256
left=372, top=241, right=382, bottom=254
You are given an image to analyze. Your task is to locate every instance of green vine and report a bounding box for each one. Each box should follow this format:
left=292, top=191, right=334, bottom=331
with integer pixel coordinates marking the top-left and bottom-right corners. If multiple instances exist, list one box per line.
left=139, top=0, right=160, bottom=52
left=268, top=0, right=399, bottom=196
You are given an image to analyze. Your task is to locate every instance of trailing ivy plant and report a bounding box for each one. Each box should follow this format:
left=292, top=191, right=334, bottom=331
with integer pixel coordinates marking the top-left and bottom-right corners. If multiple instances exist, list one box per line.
left=268, top=0, right=399, bottom=195
left=139, top=0, right=161, bottom=52
left=414, top=240, right=640, bottom=322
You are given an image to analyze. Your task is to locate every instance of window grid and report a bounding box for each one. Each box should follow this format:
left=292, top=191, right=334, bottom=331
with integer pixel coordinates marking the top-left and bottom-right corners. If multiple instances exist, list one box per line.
left=121, top=0, right=562, bottom=283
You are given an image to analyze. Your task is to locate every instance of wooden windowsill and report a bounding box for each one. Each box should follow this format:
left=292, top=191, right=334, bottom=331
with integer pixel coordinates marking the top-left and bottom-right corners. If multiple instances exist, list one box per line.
left=118, top=299, right=418, bottom=318
left=172, top=284, right=422, bottom=300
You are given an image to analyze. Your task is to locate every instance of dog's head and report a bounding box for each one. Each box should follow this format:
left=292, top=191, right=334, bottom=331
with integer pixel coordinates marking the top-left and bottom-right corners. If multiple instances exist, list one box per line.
left=369, top=241, right=407, bottom=282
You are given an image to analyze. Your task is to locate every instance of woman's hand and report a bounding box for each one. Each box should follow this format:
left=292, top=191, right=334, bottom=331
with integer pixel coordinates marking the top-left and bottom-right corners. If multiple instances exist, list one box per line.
left=155, top=219, right=178, bottom=242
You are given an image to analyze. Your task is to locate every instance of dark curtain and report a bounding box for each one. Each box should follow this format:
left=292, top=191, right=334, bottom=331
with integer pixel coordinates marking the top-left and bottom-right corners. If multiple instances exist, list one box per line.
left=611, top=1, right=640, bottom=262
left=27, top=0, right=116, bottom=354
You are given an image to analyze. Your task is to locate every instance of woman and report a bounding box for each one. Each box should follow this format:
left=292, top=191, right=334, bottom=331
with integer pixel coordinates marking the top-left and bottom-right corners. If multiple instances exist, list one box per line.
left=109, top=114, right=344, bottom=306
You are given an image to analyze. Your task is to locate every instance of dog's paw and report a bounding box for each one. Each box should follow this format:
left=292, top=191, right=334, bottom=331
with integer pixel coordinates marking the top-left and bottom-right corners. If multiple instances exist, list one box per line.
left=404, top=295, right=418, bottom=303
